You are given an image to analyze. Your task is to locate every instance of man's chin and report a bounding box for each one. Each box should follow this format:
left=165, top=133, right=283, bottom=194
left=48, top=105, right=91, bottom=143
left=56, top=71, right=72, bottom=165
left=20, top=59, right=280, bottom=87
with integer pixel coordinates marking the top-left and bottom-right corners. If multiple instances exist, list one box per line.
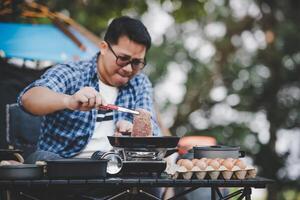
left=113, top=76, right=130, bottom=86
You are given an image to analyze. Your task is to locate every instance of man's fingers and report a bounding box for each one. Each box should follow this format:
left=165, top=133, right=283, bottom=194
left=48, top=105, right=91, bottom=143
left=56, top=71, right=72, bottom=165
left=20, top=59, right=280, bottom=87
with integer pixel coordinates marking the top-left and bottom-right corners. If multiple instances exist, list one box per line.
left=81, top=101, right=89, bottom=108
left=72, top=87, right=108, bottom=111
left=120, top=124, right=131, bottom=132
left=116, top=120, right=133, bottom=133
left=128, top=126, right=133, bottom=133
left=119, top=127, right=126, bottom=132
left=81, top=92, right=97, bottom=108
left=95, top=93, right=106, bottom=107
left=77, top=94, right=89, bottom=103
left=88, top=97, right=96, bottom=107
left=114, top=132, right=123, bottom=136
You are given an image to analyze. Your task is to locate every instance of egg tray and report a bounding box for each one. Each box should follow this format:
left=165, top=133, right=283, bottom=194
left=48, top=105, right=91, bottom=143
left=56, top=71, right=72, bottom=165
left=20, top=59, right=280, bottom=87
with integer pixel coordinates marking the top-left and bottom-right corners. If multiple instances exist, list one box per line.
left=165, top=165, right=257, bottom=180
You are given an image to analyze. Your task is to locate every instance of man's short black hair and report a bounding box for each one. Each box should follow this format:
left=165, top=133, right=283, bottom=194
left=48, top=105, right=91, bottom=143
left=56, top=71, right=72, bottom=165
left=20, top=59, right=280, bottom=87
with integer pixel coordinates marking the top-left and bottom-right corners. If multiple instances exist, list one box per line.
left=104, top=16, right=151, bottom=51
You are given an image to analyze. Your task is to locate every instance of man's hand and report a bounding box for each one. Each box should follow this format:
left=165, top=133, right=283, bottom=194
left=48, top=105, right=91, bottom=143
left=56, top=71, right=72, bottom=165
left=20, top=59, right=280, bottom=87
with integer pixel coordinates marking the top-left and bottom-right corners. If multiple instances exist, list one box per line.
left=115, top=120, right=133, bottom=136
left=65, top=87, right=107, bottom=111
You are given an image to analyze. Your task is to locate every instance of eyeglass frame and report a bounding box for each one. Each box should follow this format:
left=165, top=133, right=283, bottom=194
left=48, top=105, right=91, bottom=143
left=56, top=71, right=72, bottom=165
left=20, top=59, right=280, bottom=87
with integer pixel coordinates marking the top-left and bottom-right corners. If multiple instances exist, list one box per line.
left=106, top=41, right=147, bottom=70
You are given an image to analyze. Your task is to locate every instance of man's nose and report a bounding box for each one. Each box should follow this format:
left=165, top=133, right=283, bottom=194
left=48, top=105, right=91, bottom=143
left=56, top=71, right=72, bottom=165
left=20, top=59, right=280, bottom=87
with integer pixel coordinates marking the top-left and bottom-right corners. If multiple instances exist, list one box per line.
left=122, top=63, right=133, bottom=73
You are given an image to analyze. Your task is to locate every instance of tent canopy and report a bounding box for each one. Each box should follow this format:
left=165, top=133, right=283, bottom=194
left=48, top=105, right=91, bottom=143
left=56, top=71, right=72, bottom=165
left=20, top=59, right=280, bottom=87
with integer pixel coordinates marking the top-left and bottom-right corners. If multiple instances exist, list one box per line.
left=0, top=22, right=99, bottom=62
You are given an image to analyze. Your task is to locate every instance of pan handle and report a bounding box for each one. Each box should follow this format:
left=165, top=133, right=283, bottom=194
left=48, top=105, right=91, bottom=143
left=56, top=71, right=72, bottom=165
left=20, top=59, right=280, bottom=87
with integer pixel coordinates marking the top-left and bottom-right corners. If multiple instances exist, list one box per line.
left=239, top=150, right=245, bottom=158
left=165, top=148, right=178, bottom=157
left=13, top=153, right=24, bottom=163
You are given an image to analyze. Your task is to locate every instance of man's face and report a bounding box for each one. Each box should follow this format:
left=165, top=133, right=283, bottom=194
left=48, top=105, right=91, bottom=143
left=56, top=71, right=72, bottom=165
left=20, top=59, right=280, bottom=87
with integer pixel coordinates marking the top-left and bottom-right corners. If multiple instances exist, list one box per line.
left=98, top=36, right=147, bottom=87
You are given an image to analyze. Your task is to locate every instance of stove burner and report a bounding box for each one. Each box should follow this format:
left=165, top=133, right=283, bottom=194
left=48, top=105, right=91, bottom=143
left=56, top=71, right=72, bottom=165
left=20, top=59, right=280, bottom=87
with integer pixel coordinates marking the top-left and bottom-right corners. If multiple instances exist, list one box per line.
left=126, top=151, right=157, bottom=160
left=116, top=147, right=170, bottom=161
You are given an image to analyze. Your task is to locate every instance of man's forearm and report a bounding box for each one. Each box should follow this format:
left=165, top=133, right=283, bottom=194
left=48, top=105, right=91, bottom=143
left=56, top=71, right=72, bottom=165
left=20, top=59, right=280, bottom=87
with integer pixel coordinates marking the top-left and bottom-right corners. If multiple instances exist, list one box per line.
left=21, top=87, right=70, bottom=115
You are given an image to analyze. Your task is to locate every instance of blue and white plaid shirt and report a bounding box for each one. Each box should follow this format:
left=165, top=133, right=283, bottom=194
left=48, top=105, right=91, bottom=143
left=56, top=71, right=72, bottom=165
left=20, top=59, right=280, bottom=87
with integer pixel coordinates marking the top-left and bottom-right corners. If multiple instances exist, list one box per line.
left=18, top=53, right=161, bottom=158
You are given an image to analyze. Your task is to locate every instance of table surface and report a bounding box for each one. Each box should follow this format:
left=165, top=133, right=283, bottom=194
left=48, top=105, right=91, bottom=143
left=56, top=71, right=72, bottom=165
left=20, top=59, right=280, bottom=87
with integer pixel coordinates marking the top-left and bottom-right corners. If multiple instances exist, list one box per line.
left=0, top=176, right=274, bottom=189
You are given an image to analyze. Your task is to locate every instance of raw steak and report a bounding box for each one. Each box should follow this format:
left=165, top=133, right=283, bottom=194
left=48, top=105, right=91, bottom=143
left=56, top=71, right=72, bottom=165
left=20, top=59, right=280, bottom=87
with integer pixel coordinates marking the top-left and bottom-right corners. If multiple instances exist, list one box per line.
left=132, top=108, right=152, bottom=137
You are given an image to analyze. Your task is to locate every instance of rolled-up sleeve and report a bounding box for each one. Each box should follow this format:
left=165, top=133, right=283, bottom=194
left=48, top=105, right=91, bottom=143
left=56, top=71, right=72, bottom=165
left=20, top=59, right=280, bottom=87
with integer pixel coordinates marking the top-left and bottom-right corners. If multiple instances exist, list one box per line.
left=17, top=64, right=75, bottom=110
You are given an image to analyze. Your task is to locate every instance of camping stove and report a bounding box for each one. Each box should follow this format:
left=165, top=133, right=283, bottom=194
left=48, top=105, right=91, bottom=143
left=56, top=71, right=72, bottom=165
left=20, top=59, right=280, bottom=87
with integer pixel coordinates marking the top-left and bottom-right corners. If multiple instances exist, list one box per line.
left=92, top=147, right=167, bottom=177
left=114, top=147, right=167, bottom=176
left=92, top=136, right=180, bottom=176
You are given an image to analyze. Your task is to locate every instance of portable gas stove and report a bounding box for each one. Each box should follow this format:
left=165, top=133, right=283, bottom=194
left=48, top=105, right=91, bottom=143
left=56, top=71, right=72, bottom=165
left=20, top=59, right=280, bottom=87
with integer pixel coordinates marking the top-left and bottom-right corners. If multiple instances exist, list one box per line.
left=92, top=136, right=180, bottom=177
left=115, top=147, right=168, bottom=176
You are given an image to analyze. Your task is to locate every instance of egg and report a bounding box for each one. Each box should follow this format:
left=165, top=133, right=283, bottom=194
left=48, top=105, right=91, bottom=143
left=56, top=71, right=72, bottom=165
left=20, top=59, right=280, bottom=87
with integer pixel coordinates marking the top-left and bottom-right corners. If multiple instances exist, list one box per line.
left=180, top=159, right=194, bottom=170
left=232, top=159, right=238, bottom=165
left=205, top=158, right=212, bottom=165
left=177, top=159, right=184, bottom=165
left=194, top=160, right=207, bottom=170
left=235, top=159, right=246, bottom=169
left=215, top=158, right=225, bottom=164
left=199, top=158, right=207, bottom=162
left=218, top=158, right=225, bottom=164
left=192, top=159, right=199, bottom=165
left=209, top=160, right=220, bottom=170
left=224, top=158, right=237, bottom=165
left=225, top=158, right=234, bottom=162
left=222, top=159, right=234, bottom=170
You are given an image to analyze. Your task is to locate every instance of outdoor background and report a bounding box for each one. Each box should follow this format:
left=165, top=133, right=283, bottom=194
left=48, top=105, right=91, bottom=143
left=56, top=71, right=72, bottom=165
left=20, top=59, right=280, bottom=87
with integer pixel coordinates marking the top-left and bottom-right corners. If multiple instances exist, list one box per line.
left=2, top=0, right=300, bottom=199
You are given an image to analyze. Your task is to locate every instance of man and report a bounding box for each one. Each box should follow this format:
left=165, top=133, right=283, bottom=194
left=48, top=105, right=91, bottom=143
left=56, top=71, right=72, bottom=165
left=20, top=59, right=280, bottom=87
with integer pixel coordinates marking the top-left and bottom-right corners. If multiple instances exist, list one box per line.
left=18, top=16, right=161, bottom=163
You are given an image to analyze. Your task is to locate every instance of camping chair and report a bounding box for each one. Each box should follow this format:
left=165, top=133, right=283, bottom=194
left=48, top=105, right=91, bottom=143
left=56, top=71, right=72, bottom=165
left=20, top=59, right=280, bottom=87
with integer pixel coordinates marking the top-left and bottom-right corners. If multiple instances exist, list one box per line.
left=6, top=103, right=42, bottom=159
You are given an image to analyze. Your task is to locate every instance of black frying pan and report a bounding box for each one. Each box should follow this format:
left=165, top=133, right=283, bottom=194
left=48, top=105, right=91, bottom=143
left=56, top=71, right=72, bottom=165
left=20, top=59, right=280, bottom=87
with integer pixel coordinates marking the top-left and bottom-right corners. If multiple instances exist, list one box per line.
left=107, top=136, right=180, bottom=148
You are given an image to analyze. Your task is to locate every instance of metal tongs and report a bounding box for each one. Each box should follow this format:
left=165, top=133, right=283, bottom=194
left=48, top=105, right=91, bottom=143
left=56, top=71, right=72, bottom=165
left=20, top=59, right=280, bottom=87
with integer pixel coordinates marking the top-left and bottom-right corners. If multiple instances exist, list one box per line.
left=99, top=104, right=139, bottom=115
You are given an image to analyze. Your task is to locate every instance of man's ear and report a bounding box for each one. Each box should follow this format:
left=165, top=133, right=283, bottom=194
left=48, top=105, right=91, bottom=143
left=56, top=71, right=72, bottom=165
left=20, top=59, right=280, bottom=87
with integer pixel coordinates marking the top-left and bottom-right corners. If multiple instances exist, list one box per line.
left=99, top=41, right=108, bottom=55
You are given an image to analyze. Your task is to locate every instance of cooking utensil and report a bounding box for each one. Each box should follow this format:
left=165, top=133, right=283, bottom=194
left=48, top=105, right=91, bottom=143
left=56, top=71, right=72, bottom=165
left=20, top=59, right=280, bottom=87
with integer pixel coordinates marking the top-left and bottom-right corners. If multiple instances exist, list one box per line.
left=107, top=136, right=180, bottom=148
left=99, top=104, right=139, bottom=115
left=46, top=158, right=108, bottom=179
left=193, top=145, right=245, bottom=159
left=0, top=164, right=43, bottom=179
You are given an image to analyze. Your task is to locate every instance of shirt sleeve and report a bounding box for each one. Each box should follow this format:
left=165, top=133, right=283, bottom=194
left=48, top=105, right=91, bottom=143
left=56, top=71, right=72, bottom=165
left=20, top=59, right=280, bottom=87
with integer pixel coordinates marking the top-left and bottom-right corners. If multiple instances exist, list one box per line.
left=135, top=74, right=162, bottom=136
left=17, top=64, right=75, bottom=112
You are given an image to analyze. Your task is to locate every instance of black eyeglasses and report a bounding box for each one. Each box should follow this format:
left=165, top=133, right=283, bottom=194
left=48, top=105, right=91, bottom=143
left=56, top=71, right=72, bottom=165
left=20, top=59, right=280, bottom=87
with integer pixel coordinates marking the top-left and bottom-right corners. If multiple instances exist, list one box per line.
left=106, top=42, right=146, bottom=70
